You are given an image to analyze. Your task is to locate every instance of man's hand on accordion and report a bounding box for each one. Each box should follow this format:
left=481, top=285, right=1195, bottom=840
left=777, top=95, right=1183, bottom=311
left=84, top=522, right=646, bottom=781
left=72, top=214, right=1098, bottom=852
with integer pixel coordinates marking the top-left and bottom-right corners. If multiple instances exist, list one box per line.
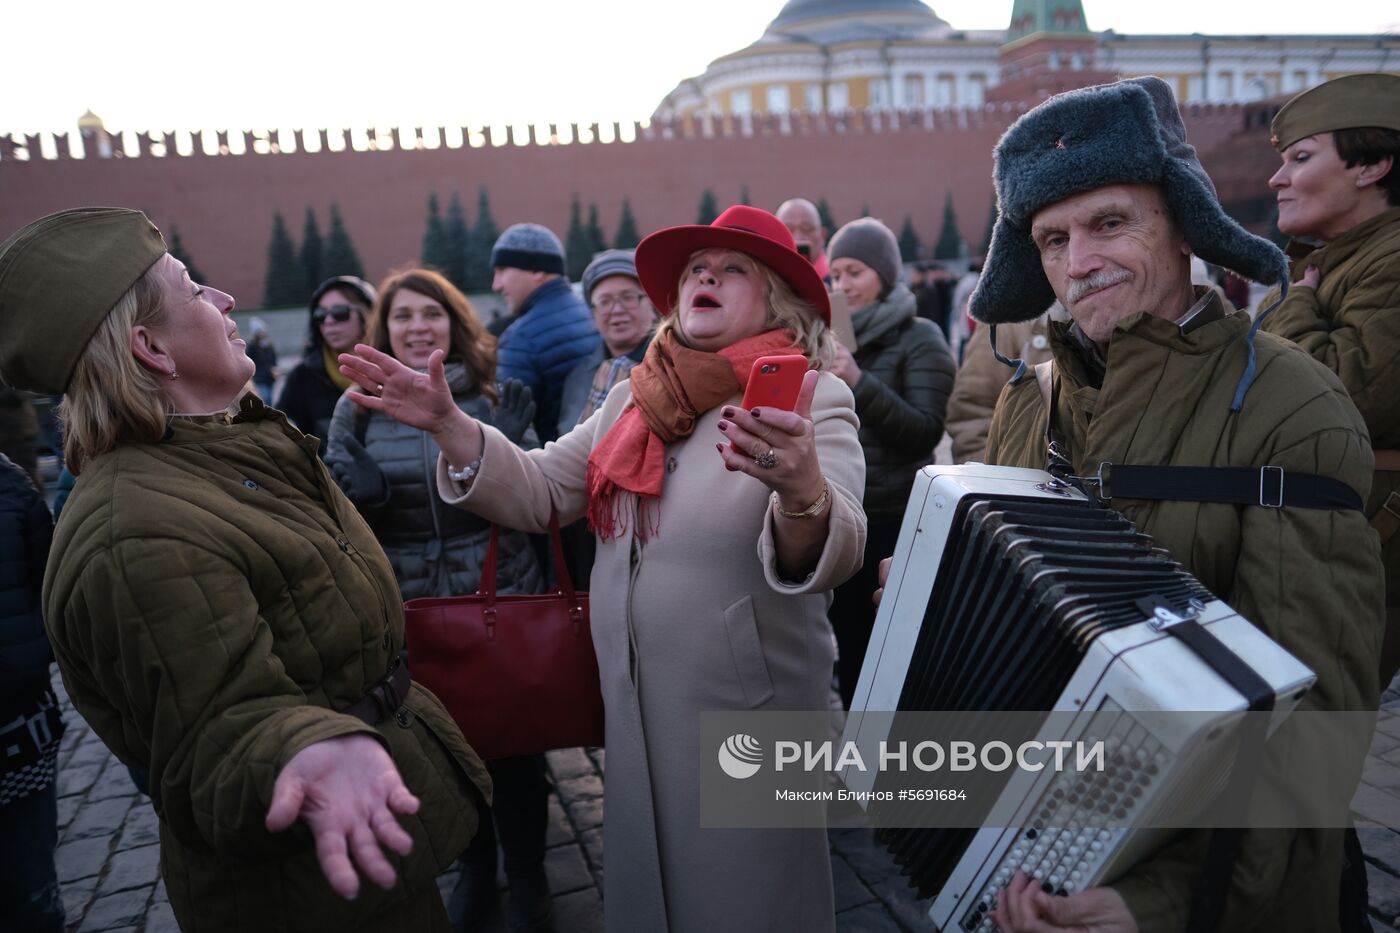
left=873, top=556, right=892, bottom=605
left=991, top=870, right=1137, bottom=933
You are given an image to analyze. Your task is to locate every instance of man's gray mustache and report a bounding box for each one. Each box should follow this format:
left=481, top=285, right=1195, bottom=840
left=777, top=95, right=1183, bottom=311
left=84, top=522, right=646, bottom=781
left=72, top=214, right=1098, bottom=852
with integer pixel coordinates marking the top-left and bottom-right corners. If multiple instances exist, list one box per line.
left=1068, top=269, right=1134, bottom=304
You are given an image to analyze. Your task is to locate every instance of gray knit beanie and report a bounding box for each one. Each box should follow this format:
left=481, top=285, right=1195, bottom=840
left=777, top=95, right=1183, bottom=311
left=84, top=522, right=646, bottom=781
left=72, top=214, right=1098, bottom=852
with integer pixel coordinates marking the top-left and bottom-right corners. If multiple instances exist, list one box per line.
left=828, top=218, right=902, bottom=293
left=491, top=223, right=566, bottom=275
left=581, top=249, right=638, bottom=306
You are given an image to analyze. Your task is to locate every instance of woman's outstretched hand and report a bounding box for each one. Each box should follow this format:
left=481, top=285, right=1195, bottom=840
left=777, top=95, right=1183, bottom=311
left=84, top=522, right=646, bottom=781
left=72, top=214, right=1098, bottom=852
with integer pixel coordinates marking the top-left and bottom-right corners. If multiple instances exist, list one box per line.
left=339, top=346, right=457, bottom=436
left=716, top=369, right=825, bottom=511
left=265, top=734, right=419, bottom=901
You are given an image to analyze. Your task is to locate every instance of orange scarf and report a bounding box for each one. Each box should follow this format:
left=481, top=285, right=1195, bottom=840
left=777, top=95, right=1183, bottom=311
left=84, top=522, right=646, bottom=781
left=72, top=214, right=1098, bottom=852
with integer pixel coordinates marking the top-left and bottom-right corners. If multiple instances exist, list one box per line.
left=586, top=328, right=801, bottom=541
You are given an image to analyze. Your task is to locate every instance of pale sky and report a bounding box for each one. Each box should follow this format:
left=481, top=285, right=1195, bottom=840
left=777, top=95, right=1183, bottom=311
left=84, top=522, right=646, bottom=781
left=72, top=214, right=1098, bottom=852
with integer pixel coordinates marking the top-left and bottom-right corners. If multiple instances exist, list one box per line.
left=4, top=0, right=1397, bottom=138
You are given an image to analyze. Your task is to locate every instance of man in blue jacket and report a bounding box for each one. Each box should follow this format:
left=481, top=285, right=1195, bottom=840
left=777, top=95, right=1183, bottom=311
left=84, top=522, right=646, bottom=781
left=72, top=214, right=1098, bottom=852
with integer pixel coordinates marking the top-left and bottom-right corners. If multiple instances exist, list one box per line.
left=492, top=223, right=601, bottom=442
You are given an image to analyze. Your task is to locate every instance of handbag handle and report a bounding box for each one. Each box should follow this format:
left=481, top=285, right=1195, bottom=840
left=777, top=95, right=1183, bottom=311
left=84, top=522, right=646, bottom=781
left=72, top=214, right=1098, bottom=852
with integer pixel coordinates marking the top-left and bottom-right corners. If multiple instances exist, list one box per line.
left=478, top=513, right=581, bottom=609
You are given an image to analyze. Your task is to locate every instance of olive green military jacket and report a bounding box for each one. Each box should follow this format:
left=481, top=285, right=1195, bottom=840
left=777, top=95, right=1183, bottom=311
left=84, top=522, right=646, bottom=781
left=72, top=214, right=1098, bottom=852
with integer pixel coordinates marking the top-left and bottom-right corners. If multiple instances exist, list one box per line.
left=985, top=305, right=1383, bottom=933
left=1261, top=206, right=1400, bottom=674
left=43, top=396, right=491, bottom=933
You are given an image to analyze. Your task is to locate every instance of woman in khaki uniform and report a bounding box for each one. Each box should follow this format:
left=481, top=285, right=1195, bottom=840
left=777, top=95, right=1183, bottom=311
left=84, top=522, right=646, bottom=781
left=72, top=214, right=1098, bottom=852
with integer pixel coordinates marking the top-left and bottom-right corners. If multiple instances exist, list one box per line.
left=0, top=208, right=491, bottom=932
left=1260, top=73, right=1400, bottom=686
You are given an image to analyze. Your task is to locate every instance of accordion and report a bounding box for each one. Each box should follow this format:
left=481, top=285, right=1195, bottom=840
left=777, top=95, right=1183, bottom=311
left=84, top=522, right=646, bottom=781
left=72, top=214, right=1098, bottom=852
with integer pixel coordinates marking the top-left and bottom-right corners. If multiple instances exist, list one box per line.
left=840, top=464, right=1315, bottom=932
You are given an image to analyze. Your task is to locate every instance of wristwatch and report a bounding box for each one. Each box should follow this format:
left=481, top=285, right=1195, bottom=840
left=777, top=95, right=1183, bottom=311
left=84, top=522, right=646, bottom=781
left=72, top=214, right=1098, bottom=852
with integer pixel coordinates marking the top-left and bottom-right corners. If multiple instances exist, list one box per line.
left=447, top=456, right=483, bottom=485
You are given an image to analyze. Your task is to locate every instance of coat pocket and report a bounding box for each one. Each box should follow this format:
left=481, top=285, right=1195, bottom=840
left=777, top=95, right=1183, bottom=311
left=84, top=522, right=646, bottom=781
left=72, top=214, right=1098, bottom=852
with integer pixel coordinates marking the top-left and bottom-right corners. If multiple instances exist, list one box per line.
left=723, top=595, right=775, bottom=708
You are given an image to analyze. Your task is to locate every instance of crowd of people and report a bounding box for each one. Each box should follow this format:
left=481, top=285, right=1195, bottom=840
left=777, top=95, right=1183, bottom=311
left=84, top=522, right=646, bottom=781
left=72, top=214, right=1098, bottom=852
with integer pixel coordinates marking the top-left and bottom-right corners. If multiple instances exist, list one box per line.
left=0, top=70, right=1397, bottom=933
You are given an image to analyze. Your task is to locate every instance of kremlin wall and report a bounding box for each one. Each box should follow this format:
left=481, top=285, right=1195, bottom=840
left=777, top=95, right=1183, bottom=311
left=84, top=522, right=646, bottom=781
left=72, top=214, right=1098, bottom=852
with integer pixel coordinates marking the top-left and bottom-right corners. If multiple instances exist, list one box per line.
left=3, top=0, right=1393, bottom=306
left=0, top=104, right=1272, bottom=308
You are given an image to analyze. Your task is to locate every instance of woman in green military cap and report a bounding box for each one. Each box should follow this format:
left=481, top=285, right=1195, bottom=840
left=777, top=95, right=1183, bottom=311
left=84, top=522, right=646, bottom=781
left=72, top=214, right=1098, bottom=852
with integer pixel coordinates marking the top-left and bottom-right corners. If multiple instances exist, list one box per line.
left=1260, top=72, right=1400, bottom=688
left=0, top=208, right=491, bottom=932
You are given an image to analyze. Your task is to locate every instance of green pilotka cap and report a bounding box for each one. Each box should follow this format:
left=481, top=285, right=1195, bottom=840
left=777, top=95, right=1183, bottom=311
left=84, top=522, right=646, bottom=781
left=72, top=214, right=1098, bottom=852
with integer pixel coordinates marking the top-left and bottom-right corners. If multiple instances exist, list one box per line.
left=0, top=208, right=166, bottom=393
left=1271, top=73, right=1400, bottom=151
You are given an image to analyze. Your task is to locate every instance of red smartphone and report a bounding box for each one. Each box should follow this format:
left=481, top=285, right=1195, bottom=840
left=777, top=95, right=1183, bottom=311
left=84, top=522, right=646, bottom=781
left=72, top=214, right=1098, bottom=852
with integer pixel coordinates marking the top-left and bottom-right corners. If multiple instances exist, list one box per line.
left=740, top=354, right=808, bottom=412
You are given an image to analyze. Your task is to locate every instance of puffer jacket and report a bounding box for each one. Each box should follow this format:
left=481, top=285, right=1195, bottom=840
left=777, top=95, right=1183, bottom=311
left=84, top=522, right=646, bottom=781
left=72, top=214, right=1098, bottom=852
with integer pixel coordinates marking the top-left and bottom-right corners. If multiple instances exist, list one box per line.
left=985, top=291, right=1383, bottom=933
left=1260, top=205, right=1400, bottom=680
left=325, top=363, right=544, bottom=601
left=43, top=395, right=491, bottom=933
left=945, top=314, right=1053, bottom=463
left=497, top=277, right=602, bottom=442
left=848, top=283, right=956, bottom=521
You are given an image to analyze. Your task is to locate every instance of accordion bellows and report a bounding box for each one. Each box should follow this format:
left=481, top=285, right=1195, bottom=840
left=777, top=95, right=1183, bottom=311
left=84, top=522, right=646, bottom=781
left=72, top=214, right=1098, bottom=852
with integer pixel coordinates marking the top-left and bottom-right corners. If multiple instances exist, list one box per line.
left=841, top=465, right=1314, bottom=932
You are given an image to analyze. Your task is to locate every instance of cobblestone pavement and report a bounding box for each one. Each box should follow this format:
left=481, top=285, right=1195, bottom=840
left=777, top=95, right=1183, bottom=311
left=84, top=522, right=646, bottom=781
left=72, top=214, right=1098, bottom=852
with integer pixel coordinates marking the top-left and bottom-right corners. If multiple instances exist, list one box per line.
left=47, top=673, right=1400, bottom=932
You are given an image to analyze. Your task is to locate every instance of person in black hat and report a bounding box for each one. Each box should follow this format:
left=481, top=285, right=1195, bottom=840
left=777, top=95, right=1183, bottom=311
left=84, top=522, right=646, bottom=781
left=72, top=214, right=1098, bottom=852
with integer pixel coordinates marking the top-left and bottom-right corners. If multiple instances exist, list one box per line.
left=274, top=274, right=377, bottom=455
left=491, top=223, right=601, bottom=443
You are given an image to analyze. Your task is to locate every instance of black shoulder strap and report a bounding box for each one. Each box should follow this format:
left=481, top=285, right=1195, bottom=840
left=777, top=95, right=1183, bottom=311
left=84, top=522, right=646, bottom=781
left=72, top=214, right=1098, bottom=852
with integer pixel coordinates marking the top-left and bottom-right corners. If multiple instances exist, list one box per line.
left=1135, top=598, right=1276, bottom=933
left=1035, top=362, right=1364, bottom=512
left=1100, top=463, right=1363, bottom=512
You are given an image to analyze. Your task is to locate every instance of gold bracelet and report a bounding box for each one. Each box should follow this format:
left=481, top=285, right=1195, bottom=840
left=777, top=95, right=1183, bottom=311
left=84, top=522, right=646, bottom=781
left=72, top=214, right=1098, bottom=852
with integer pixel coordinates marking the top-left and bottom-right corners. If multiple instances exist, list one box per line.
left=774, top=479, right=830, bottom=520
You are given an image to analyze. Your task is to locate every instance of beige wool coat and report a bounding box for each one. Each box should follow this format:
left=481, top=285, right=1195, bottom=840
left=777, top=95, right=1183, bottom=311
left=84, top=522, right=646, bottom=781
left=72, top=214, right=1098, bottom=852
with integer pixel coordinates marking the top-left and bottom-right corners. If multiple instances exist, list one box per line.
left=436, top=373, right=867, bottom=933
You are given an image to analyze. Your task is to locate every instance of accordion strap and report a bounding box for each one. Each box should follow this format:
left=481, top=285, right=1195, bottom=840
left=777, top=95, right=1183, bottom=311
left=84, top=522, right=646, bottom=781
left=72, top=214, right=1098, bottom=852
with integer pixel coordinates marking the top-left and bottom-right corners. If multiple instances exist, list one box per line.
left=1136, top=598, right=1275, bottom=933
left=1100, top=463, right=1364, bottom=512
left=1036, top=362, right=1364, bottom=512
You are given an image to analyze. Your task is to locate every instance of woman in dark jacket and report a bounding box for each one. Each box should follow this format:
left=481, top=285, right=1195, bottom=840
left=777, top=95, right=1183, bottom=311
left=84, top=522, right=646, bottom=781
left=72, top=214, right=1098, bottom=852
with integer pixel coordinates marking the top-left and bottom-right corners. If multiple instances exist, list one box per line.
left=0, top=453, right=64, bottom=932
left=323, top=267, right=552, bottom=932
left=325, top=270, right=542, bottom=601
left=825, top=217, right=956, bottom=708
left=274, top=275, right=376, bottom=455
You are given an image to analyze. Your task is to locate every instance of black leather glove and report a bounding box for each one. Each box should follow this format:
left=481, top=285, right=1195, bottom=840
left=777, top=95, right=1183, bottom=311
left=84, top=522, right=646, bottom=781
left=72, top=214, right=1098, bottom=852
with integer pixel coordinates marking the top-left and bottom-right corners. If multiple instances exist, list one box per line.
left=329, top=435, right=388, bottom=505
left=491, top=378, right=536, bottom=445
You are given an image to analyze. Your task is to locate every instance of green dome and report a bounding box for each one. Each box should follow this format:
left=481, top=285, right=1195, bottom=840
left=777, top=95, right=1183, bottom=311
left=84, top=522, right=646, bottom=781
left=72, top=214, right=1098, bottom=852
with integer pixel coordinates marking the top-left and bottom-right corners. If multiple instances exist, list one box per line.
left=770, top=0, right=942, bottom=30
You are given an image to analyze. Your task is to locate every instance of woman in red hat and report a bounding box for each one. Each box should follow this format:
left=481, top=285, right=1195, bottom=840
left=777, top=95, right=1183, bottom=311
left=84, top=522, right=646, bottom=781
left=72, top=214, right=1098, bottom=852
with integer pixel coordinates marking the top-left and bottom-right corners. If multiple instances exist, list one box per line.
left=342, top=205, right=866, bottom=933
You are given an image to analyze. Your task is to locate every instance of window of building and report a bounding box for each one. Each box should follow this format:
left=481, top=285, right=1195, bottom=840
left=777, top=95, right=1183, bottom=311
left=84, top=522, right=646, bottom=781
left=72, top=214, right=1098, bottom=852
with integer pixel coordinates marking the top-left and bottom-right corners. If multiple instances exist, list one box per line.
left=967, top=74, right=987, bottom=106
left=1216, top=72, right=1234, bottom=99
left=903, top=74, right=925, bottom=106
left=731, top=89, right=752, bottom=115
left=935, top=75, right=956, bottom=107
left=1186, top=75, right=1204, bottom=100
left=766, top=84, right=790, bottom=113
left=1291, top=70, right=1310, bottom=91
left=1048, top=51, right=1061, bottom=71
left=828, top=82, right=849, bottom=111
left=870, top=79, right=891, bottom=109
left=805, top=83, right=824, bottom=112
left=1070, top=51, right=1085, bottom=71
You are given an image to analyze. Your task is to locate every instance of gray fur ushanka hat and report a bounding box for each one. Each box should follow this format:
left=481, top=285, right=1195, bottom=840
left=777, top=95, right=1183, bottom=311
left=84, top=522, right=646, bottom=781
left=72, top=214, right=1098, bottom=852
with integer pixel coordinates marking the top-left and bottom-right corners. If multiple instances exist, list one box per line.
left=971, top=76, right=1287, bottom=324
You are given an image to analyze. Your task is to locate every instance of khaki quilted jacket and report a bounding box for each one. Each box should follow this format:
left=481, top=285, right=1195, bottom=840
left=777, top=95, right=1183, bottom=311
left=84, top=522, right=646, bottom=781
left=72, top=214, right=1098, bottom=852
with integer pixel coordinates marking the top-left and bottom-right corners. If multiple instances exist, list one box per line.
left=43, top=396, right=491, bottom=933
left=986, top=305, right=1383, bottom=933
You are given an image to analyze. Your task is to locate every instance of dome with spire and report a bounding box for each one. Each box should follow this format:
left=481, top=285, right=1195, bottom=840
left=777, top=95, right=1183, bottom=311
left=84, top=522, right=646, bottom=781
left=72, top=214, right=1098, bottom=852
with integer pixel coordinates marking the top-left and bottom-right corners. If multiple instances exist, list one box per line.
left=762, top=0, right=948, bottom=44
left=770, top=0, right=944, bottom=30
left=77, top=109, right=106, bottom=131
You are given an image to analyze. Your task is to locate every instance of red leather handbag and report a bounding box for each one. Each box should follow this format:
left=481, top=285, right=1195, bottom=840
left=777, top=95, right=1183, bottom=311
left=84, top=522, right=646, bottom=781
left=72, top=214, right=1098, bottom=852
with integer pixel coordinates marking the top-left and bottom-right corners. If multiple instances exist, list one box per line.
left=403, top=514, right=604, bottom=759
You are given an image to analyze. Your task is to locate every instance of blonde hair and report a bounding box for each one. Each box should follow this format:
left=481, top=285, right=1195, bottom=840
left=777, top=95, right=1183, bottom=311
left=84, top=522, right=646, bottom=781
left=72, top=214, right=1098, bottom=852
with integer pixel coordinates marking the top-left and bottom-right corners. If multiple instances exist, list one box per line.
left=60, top=265, right=173, bottom=474
left=662, top=250, right=835, bottom=369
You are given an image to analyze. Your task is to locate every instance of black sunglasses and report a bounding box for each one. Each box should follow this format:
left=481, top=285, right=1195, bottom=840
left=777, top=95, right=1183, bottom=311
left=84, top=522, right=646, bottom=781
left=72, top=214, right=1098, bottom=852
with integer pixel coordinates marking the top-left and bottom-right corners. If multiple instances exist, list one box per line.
left=313, top=304, right=362, bottom=325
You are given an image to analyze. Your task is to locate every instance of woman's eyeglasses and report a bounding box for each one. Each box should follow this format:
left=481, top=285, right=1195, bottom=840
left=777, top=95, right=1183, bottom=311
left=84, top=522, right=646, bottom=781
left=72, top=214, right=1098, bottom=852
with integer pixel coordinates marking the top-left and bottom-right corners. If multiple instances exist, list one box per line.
left=313, top=304, right=362, bottom=325
left=591, top=292, right=647, bottom=312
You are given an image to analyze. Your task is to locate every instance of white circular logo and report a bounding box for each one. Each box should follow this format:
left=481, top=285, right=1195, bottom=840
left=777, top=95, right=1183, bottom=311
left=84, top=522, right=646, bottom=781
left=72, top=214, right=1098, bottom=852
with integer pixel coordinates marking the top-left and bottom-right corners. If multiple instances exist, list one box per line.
left=718, top=733, right=764, bottom=780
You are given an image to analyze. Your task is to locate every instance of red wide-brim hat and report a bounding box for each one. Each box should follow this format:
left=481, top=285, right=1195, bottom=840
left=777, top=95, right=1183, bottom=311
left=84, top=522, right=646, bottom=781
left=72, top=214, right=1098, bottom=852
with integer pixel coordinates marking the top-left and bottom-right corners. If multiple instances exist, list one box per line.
left=634, top=205, right=831, bottom=325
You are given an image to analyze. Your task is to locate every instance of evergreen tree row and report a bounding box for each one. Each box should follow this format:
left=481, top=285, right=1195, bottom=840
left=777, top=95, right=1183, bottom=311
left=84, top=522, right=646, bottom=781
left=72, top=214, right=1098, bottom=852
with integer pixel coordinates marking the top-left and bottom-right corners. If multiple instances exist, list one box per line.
left=263, top=204, right=363, bottom=308
left=420, top=189, right=498, bottom=291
